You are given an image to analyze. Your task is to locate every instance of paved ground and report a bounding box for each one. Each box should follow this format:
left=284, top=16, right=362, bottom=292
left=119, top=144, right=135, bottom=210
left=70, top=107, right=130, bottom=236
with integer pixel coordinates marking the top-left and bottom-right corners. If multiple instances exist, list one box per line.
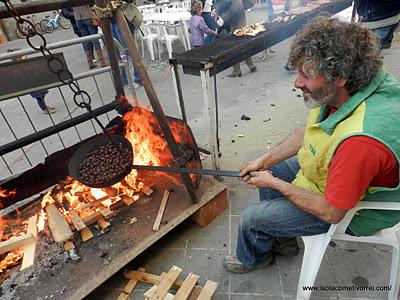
left=1, top=4, right=400, bottom=300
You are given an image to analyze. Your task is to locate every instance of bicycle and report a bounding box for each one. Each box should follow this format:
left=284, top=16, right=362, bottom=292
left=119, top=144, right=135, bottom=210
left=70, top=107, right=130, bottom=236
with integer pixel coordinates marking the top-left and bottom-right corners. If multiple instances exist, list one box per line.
left=16, top=14, right=44, bottom=39
left=40, top=10, right=71, bottom=34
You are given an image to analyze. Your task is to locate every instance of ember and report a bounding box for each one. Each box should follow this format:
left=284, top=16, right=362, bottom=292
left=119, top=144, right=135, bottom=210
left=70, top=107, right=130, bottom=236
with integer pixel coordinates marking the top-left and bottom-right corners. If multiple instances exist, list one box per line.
left=0, top=106, right=200, bottom=274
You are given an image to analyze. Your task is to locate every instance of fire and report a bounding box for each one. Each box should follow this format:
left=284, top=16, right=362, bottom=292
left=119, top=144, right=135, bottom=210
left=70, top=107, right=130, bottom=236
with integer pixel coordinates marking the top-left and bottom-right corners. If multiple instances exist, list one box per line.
left=0, top=106, right=199, bottom=273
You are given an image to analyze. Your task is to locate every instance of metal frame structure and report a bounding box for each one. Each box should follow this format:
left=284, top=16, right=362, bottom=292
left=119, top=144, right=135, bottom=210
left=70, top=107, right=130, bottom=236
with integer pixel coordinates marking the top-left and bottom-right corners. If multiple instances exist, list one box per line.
left=169, top=0, right=352, bottom=170
left=0, top=0, right=199, bottom=202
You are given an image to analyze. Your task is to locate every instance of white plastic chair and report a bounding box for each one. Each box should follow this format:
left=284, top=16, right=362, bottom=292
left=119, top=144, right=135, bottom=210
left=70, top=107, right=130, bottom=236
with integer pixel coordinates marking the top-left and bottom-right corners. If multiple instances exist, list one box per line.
left=297, top=201, right=400, bottom=300
left=155, top=24, right=181, bottom=59
left=140, top=24, right=159, bottom=61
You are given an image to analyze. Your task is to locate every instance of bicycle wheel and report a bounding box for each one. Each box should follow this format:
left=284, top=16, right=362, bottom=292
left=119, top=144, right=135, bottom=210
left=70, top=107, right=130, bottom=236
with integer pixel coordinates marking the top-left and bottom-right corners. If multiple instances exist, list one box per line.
left=34, top=23, right=44, bottom=34
left=40, top=19, right=54, bottom=33
left=15, top=27, right=25, bottom=39
left=59, top=17, right=71, bottom=30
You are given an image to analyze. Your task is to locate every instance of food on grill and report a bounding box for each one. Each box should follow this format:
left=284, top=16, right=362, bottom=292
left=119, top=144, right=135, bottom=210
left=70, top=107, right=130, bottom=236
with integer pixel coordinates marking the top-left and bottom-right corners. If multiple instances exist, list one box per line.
left=78, top=141, right=132, bottom=186
left=233, top=22, right=266, bottom=37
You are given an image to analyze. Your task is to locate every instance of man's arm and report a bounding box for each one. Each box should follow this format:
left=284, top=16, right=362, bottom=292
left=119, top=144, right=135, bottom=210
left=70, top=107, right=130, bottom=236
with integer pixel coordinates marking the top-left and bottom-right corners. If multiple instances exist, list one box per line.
left=240, top=127, right=305, bottom=177
left=248, top=171, right=348, bottom=223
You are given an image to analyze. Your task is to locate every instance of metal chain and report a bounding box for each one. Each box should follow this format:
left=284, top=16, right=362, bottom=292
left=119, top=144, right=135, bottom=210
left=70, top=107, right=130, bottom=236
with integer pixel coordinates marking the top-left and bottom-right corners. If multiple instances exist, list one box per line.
left=1, top=0, right=95, bottom=114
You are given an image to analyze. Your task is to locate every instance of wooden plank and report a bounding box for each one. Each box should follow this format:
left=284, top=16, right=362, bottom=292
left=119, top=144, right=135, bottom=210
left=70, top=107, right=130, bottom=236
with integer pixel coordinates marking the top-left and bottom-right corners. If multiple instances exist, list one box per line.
left=141, top=185, right=154, bottom=196
left=79, top=196, right=109, bottom=210
left=0, top=233, right=35, bottom=255
left=69, top=210, right=86, bottom=231
left=97, top=218, right=111, bottom=230
left=153, top=190, right=170, bottom=231
left=80, top=227, right=93, bottom=242
left=187, top=287, right=203, bottom=300
left=124, top=270, right=184, bottom=290
left=20, top=214, right=38, bottom=270
left=191, top=188, right=227, bottom=227
left=117, top=267, right=145, bottom=300
left=174, top=273, right=199, bottom=300
left=196, top=280, right=218, bottom=300
left=45, top=204, right=73, bottom=243
left=64, top=240, right=75, bottom=251
left=147, top=265, right=182, bottom=300
left=81, top=211, right=103, bottom=226
left=98, top=206, right=113, bottom=218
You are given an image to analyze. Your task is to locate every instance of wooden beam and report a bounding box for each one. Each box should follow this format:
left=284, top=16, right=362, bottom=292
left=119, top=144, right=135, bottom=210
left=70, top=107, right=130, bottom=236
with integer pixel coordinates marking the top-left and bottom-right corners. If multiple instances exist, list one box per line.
left=196, top=280, right=218, bottom=300
left=64, top=240, right=75, bottom=251
left=146, top=265, right=182, bottom=300
left=97, top=218, right=111, bottom=230
left=69, top=210, right=86, bottom=231
left=174, top=273, right=199, bottom=300
left=152, top=190, right=170, bottom=231
left=97, top=206, right=112, bottom=218
left=124, top=270, right=183, bottom=290
left=45, top=204, right=73, bottom=243
left=0, top=233, right=35, bottom=255
left=117, top=267, right=145, bottom=300
left=80, top=227, right=93, bottom=242
left=20, top=214, right=38, bottom=270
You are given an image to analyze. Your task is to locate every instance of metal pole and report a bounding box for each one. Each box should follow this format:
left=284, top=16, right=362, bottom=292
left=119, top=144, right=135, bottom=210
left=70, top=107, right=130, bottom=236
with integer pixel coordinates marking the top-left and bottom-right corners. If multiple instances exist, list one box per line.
left=169, top=59, right=187, bottom=123
left=114, top=8, right=197, bottom=202
left=94, top=0, right=125, bottom=99
left=200, top=65, right=220, bottom=172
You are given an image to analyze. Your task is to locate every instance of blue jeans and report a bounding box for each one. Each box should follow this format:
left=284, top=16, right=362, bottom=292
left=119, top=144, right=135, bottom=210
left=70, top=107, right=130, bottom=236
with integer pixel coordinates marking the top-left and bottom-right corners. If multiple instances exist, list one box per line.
left=202, top=12, right=217, bottom=45
left=110, top=19, right=141, bottom=84
left=76, top=19, right=101, bottom=51
left=371, top=22, right=400, bottom=49
left=236, top=156, right=331, bottom=265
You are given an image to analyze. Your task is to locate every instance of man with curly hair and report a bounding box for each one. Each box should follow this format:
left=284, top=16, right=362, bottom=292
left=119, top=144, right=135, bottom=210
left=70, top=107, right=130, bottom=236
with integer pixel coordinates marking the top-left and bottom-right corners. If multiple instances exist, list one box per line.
left=223, top=17, right=400, bottom=274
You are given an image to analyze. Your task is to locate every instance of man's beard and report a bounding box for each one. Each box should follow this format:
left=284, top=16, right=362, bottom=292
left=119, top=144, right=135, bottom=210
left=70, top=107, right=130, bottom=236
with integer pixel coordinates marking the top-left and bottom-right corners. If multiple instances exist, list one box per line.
left=303, top=84, right=338, bottom=109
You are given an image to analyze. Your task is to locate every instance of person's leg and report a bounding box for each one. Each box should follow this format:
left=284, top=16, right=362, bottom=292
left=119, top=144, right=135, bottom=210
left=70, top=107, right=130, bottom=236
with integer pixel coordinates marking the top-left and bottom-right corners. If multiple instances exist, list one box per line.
left=235, top=197, right=331, bottom=266
left=35, top=96, right=47, bottom=111
left=372, top=22, right=399, bottom=49
left=245, top=57, right=257, bottom=73
left=227, top=64, right=242, bottom=77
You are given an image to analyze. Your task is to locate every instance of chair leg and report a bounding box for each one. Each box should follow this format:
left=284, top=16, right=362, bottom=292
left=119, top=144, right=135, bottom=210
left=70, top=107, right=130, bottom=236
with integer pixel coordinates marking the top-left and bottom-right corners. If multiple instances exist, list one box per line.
left=297, top=234, right=332, bottom=300
left=166, top=41, right=173, bottom=59
left=388, top=246, right=400, bottom=300
left=146, top=40, right=155, bottom=61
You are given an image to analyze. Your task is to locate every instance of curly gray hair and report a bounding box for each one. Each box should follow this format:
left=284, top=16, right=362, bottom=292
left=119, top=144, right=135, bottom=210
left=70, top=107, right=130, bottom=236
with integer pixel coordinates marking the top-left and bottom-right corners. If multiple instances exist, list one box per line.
left=288, top=18, right=382, bottom=95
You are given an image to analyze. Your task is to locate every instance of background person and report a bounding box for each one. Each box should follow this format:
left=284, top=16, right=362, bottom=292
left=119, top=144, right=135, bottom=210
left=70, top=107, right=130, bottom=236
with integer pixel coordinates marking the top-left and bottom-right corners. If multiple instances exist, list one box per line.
left=354, top=0, right=400, bottom=49
left=189, top=1, right=217, bottom=47
left=73, top=5, right=108, bottom=69
left=212, top=0, right=257, bottom=77
left=223, top=17, right=400, bottom=274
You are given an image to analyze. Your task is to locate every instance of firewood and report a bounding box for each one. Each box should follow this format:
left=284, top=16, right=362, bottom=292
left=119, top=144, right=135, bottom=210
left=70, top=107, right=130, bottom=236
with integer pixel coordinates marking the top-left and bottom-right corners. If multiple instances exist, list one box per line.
left=45, top=204, right=73, bottom=243
left=124, top=270, right=183, bottom=290
left=141, top=185, right=154, bottom=196
left=0, top=233, right=35, bottom=255
left=97, top=206, right=112, bottom=218
left=80, top=227, right=93, bottom=242
left=117, top=267, right=145, bottom=300
left=81, top=211, right=103, bottom=226
left=146, top=265, right=182, bottom=300
left=152, top=190, right=170, bottom=231
left=97, top=218, right=111, bottom=230
left=196, top=280, right=218, bottom=300
left=80, top=196, right=109, bottom=210
left=121, top=194, right=134, bottom=206
left=174, top=273, right=199, bottom=300
left=69, top=210, right=86, bottom=231
left=102, top=187, right=119, bottom=197
left=20, top=215, right=38, bottom=270
left=64, top=240, right=75, bottom=251
left=109, top=199, right=126, bottom=210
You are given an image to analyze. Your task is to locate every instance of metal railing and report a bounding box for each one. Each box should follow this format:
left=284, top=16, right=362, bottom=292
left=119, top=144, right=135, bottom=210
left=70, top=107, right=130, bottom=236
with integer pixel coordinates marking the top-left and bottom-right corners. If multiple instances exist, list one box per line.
left=0, top=33, right=134, bottom=180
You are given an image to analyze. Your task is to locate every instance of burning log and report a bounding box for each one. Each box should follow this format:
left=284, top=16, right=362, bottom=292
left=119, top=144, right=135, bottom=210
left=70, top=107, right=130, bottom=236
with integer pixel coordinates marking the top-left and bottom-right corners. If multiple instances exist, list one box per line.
left=98, top=206, right=113, bottom=218
left=20, top=214, right=38, bottom=270
left=64, top=240, right=75, bottom=251
left=153, top=189, right=171, bottom=231
left=97, top=218, right=111, bottom=230
left=69, top=210, right=93, bottom=241
left=0, top=233, right=35, bottom=255
left=45, top=204, right=73, bottom=243
left=141, top=185, right=154, bottom=196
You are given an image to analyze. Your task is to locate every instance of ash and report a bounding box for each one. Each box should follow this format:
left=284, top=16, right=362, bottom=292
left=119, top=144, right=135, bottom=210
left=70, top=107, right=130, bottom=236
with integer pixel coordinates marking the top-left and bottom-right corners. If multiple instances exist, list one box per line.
left=0, top=228, right=71, bottom=300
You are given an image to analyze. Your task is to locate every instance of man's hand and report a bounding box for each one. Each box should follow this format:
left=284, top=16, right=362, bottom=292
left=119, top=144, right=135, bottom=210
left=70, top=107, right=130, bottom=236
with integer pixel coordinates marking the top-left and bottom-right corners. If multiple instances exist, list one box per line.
left=246, top=170, right=276, bottom=188
left=211, top=9, right=217, bottom=17
left=240, top=157, right=266, bottom=181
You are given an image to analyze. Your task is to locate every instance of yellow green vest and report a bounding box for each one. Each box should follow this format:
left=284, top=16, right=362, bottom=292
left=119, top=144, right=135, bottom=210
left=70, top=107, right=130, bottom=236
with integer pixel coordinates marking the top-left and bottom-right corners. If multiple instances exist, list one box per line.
left=292, top=70, right=400, bottom=236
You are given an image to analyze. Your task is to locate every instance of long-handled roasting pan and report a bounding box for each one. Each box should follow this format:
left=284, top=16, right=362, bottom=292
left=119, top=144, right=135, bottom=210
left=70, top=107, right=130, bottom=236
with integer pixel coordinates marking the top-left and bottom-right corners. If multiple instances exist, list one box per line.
left=68, top=135, right=242, bottom=188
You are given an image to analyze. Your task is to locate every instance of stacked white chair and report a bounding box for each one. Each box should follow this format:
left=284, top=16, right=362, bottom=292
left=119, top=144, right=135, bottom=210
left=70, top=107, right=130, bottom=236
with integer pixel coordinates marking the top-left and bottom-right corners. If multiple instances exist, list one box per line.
left=155, top=24, right=181, bottom=59
left=139, top=24, right=159, bottom=60
left=297, top=201, right=400, bottom=300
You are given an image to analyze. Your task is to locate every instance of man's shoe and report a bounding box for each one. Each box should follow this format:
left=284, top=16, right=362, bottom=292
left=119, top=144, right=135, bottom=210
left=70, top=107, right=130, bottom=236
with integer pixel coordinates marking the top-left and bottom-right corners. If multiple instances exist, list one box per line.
left=250, top=66, right=257, bottom=73
left=133, top=82, right=142, bottom=89
left=227, top=72, right=241, bottom=78
left=272, top=237, right=299, bottom=256
left=223, top=253, right=274, bottom=274
left=43, top=106, right=56, bottom=114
